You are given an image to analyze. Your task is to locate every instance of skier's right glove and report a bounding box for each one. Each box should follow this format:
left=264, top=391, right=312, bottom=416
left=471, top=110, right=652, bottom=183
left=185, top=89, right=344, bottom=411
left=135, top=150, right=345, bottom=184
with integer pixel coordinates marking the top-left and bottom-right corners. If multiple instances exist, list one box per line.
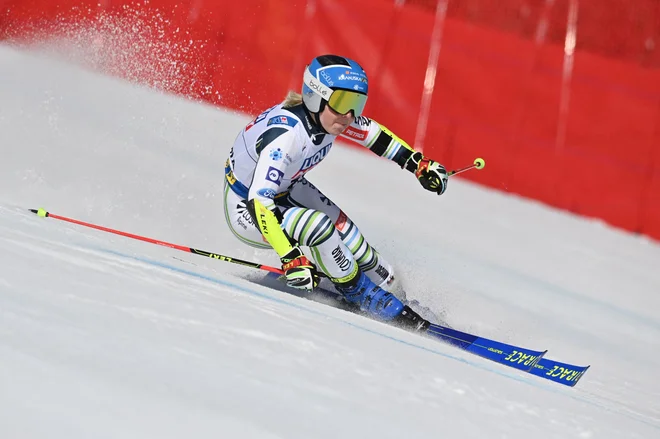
left=281, top=246, right=320, bottom=291
left=404, top=151, right=448, bottom=195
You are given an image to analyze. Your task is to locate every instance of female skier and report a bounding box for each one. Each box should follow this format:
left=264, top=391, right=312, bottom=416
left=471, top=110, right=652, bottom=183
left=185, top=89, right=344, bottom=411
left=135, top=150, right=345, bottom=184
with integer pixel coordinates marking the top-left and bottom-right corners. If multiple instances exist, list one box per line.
left=223, top=54, right=448, bottom=331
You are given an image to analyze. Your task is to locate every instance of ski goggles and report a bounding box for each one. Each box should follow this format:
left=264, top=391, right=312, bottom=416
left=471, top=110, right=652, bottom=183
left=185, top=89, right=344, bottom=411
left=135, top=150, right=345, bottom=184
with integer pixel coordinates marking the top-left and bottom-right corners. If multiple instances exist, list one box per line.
left=327, top=89, right=368, bottom=117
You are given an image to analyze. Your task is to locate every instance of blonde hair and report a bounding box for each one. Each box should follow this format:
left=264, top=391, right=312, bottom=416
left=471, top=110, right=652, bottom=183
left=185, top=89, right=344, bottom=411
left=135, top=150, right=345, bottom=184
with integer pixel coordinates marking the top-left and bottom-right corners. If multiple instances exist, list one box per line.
left=282, top=90, right=303, bottom=108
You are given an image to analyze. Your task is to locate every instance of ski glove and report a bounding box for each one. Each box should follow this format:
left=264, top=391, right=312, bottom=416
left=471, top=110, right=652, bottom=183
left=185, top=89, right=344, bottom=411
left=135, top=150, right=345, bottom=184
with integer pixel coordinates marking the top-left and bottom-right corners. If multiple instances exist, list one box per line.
left=406, top=151, right=448, bottom=195
left=281, top=246, right=320, bottom=291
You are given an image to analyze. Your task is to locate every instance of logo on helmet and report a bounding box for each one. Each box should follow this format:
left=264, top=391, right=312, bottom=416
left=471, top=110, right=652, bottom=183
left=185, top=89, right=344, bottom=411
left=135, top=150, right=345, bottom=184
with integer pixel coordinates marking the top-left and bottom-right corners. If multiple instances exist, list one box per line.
left=308, top=78, right=329, bottom=97
left=319, top=70, right=334, bottom=86
left=338, top=73, right=367, bottom=83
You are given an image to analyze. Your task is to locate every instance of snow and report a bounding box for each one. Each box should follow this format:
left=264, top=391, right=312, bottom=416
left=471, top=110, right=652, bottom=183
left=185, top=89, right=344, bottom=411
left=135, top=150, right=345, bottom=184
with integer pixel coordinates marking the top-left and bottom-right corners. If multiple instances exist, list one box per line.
left=1, top=44, right=659, bottom=438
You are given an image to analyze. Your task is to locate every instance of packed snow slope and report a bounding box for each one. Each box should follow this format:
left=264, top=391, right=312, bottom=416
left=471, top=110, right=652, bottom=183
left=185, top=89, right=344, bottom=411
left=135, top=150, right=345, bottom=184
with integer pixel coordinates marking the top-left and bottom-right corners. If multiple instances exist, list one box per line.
left=1, top=45, right=659, bottom=438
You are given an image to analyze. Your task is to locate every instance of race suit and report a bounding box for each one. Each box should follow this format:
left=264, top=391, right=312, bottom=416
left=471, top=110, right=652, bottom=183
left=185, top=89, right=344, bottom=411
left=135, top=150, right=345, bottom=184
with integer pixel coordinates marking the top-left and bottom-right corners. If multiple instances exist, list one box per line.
left=223, top=102, right=417, bottom=289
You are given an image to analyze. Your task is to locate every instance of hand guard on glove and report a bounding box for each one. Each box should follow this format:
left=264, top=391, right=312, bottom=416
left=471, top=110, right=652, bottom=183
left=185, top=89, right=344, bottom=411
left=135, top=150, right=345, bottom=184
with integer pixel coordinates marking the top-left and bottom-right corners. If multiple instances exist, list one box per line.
left=281, top=246, right=320, bottom=291
left=406, top=151, right=448, bottom=195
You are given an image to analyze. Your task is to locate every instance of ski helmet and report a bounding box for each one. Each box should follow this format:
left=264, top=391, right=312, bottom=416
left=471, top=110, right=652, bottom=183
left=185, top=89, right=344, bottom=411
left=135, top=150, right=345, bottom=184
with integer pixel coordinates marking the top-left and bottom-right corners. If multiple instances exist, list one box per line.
left=302, top=54, right=369, bottom=117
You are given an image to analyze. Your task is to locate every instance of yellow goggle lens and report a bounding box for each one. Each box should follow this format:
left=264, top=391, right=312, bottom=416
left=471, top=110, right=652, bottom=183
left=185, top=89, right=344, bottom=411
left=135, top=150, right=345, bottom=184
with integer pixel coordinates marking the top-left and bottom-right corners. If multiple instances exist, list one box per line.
left=327, top=89, right=368, bottom=117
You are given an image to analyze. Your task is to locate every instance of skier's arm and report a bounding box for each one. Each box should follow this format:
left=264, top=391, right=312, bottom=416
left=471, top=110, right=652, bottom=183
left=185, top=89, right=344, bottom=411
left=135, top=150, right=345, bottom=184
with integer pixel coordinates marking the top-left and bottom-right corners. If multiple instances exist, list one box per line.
left=340, top=116, right=416, bottom=166
left=245, top=128, right=298, bottom=257
left=245, top=127, right=319, bottom=290
left=340, top=116, right=448, bottom=195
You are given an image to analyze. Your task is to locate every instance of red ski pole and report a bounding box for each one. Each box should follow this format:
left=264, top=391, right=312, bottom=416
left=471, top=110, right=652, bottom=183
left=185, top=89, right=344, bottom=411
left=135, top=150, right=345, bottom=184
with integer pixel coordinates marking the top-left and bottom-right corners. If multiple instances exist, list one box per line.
left=29, top=208, right=284, bottom=275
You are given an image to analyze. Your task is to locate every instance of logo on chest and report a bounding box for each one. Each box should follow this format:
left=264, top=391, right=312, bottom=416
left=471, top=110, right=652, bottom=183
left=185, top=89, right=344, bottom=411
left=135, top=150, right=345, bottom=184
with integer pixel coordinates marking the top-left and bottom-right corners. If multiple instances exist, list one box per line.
left=293, top=143, right=331, bottom=179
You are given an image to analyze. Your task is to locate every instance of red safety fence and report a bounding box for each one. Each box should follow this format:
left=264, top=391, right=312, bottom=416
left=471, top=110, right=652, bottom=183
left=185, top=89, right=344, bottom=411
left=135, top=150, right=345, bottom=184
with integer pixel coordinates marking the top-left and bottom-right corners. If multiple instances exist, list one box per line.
left=1, top=0, right=659, bottom=240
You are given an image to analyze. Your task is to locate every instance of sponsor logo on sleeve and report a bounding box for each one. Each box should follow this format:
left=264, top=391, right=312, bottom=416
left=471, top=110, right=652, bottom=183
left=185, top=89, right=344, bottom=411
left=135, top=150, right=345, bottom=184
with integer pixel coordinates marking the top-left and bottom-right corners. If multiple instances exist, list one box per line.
left=269, top=148, right=283, bottom=161
left=256, top=188, right=277, bottom=199
left=265, top=166, right=285, bottom=185
left=355, top=116, right=371, bottom=127
left=267, top=115, right=298, bottom=128
left=246, top=105, right=277, bottom=131
left=344, top=127, right=368, bottom=141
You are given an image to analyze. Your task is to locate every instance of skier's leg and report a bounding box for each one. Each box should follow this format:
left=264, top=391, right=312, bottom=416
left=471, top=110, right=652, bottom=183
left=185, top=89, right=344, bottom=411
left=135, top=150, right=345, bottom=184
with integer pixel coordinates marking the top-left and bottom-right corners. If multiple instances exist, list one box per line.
left=280, top=179, right=427, bottom=326
left=332, top=211, right=407, bottom=299
left=285, top=178, right=397, bottom=288
left=224, top=179, right=427, bottom=330
left=280, top=205, right=405, bottom=322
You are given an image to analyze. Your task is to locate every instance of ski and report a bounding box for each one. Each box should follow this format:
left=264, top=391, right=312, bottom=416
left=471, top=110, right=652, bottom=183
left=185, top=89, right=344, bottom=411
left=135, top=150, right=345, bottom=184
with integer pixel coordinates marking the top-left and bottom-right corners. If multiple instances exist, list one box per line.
left=240, top=273, right=591, bottom=386
left=530, top=358, right=590, bottom=387
left=425, top=323, right=589, bottom=386
left=425, top=323, right=546, bottom=372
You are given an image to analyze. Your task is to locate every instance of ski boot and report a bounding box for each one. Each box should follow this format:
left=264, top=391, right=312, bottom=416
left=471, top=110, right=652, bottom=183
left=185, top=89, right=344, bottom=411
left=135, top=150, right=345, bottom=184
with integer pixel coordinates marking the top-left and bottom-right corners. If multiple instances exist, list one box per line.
left=335, top=271, right=430, bottom=332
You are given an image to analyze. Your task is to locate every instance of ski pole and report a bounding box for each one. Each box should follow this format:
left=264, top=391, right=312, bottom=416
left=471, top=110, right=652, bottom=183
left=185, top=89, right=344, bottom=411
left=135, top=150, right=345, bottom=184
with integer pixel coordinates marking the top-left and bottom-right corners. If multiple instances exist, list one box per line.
left=29, top=208, right=285, bottom=275
left=448, top=157, right=486, bottom=177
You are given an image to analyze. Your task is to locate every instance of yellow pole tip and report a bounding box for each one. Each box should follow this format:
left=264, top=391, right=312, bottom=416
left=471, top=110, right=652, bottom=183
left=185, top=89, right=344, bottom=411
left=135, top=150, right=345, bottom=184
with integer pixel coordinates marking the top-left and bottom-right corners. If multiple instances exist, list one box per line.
left=474, top=158, right=486, bottom=169
left=37, top=208, right=48, bottom=217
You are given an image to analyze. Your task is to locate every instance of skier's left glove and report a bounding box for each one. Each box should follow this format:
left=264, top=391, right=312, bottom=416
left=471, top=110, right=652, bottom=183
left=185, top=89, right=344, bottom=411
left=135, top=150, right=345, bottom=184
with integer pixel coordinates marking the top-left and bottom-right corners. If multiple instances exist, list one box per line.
left=281, top=246, right=320, bottom=291
left=405, top=151, right=448, bottom=195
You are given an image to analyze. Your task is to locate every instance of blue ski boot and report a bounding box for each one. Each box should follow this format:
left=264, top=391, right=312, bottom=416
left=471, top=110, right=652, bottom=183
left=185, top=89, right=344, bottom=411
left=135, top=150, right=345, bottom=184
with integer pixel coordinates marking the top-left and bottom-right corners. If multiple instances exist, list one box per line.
left=335, top=271, right=430, bottom=331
